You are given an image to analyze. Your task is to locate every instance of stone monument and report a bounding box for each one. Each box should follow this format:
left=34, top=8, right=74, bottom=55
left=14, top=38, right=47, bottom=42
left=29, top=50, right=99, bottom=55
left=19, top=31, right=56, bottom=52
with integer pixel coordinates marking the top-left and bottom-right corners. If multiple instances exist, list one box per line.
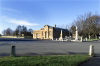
left=59, top=30, right=63, bottom=41
left=71, top=26, right=83, bottom=42
left=80, top=36, right=83, bottom=42
left=75, top=26, right=78, bottom=41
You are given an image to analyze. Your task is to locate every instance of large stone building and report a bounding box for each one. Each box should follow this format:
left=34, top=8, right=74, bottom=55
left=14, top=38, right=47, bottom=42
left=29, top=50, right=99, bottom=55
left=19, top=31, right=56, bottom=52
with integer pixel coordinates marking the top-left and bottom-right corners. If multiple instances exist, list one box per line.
left=33, top=25, right=69, bottom=40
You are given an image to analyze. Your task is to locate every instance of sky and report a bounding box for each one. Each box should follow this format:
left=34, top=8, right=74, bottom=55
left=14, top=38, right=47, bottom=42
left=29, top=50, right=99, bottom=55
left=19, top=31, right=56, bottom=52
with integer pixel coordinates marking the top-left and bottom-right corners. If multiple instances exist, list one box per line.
left=0, top=0, right=100, bottom=34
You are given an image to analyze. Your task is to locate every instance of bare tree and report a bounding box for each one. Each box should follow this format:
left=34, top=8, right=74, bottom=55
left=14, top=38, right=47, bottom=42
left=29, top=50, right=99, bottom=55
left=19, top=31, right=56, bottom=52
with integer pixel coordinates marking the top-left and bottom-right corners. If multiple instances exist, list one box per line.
left=85, top=15, right=100, bottom=39
left=2, top=28, right=13, bottom=36
left=13, top=25, right=21, bottom=36
left=71, top=12, right=100, bottom=39
left=13, top=25, right=33, bottom=37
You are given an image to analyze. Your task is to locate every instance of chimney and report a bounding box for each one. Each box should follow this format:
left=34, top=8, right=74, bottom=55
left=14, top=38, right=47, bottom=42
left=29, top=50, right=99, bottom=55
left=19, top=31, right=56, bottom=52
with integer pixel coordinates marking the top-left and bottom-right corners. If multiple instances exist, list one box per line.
left=55, top=24, right=56, bottom=27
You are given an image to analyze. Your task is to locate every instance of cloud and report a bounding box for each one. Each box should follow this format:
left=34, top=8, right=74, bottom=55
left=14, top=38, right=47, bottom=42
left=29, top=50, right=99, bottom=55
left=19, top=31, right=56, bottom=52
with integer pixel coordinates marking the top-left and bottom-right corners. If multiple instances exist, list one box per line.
left=0, top=16, right=39, bottom=26
left=9, top=19, right=39, bottom=26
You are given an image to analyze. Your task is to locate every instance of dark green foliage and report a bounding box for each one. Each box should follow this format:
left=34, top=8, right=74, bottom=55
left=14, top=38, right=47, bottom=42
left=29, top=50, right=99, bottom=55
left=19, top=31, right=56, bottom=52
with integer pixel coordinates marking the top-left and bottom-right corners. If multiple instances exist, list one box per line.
left=14, top=25, right=33, bottom=37
left=0, top=55, right=89, bottom=66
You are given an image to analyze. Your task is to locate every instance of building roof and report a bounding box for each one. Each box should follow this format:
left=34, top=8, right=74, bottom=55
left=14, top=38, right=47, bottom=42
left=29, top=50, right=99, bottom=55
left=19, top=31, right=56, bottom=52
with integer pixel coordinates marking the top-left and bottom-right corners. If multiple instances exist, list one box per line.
left=44, top=25, right=67, bottom=30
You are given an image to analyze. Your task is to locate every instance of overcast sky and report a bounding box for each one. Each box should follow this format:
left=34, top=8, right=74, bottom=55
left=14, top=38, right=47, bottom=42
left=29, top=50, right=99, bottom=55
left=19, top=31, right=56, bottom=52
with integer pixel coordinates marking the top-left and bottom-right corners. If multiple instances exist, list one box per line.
left=0, top=0, right=100, bottom=34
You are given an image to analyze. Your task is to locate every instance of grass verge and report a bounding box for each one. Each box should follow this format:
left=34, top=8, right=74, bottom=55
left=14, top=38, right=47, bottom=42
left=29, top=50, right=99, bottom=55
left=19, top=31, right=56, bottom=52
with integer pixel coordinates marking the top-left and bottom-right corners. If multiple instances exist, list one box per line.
left=0, top=55, right=89, bottom=66
left=87, top=39, right=99, bottom=41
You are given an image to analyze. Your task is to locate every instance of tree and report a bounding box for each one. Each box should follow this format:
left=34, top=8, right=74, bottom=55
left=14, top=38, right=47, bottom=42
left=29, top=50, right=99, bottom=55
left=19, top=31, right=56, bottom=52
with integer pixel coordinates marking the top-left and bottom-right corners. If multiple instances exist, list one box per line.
left=13, top=25, right=33, bottom=37
left=70, top=25, right=76, bottom=34
left=71, top=13, right=100, bottom=39
left=85, top=15, right=100, bottom=38
left=2, top=25, right=33, bottom=38
left=2, top=28, right=13, bottom=36
left=21, top=26, right=27, bottom=36
left=13, top=25, right=21, bottom=36
left=27, top=29, right=33, bottom=36
left=28, top=29, right=33, bottom=33
left=0, top=34, right=1, bottom=36
left=2, top=30, right=6, bottom=36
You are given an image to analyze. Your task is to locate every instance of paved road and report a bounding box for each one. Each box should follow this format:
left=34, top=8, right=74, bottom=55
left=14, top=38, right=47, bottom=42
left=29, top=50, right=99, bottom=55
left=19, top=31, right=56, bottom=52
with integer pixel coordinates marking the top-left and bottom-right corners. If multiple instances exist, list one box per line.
left=0, top=40, right=100, bottom=56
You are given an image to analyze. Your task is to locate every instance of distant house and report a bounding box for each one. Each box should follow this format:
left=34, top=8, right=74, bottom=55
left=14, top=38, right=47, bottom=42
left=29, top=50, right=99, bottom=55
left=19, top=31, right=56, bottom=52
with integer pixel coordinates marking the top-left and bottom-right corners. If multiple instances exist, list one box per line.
left=33, top=25, right=69, bottom=40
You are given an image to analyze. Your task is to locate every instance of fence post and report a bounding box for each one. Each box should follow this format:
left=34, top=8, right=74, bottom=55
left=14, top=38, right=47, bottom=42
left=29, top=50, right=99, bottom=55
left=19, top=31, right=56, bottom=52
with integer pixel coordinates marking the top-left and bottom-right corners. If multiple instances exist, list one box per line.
left=10, top=45, right=16, bottom=56
left=89, top=45, right=94, bottom=57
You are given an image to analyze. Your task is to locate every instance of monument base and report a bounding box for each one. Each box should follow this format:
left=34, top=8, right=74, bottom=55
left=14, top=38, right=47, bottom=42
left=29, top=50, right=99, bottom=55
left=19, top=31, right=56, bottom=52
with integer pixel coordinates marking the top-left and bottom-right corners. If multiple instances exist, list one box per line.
left=71, top=40, right=82, bottom=42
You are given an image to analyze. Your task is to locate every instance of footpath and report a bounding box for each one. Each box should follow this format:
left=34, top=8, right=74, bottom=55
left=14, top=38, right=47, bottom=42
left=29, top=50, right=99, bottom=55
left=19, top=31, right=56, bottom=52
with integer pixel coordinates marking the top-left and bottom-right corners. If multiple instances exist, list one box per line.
left=80, top=57, right=100, bottom=66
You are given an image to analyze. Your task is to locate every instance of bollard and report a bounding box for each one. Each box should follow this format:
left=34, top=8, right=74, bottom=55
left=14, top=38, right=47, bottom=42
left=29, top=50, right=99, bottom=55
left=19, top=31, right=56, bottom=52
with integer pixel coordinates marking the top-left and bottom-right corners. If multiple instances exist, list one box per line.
left=10, top=45, right=16, bottom=56
left=89, top=45, right=94, bottom=57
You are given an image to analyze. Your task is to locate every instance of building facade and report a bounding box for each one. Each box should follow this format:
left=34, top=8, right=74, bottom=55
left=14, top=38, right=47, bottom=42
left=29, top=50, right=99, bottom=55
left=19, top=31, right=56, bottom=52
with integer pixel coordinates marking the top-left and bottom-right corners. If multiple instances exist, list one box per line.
left=33, top=25, right=69, bottom=40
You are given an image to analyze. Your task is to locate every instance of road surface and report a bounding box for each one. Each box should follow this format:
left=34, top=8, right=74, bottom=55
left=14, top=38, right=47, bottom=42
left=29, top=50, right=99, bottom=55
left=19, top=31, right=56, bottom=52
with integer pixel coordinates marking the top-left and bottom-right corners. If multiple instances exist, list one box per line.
left=0, top=40, right=100, bottom=56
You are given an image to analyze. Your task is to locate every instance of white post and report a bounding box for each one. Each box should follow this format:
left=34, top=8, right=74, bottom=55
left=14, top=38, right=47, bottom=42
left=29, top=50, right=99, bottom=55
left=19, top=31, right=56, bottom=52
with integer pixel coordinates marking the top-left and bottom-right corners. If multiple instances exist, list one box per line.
left=89, top=45, right=94, bottom=56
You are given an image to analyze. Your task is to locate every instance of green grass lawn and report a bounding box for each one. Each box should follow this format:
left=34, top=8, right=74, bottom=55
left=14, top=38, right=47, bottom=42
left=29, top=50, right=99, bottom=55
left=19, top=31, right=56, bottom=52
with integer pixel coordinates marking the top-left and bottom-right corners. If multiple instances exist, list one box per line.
left=0, top=55, right=89, bottom=66
left=87, top=38, right=100, bottom=41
